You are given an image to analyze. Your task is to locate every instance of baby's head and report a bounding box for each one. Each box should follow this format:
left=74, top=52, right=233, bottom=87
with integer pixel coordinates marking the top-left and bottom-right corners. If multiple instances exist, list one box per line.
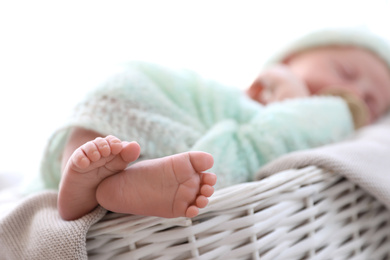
left=266, top=27, right=390, bottom=125
left=285, top=45, right=390, bottom=125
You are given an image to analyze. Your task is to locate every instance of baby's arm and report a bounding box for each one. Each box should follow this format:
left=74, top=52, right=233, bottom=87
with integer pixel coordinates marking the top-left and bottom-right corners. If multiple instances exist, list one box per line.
left=246, top=64, right=310, bottom=105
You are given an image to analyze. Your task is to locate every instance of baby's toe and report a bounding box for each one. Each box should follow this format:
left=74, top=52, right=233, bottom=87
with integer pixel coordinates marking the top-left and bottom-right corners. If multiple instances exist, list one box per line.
left=202, top=172, right=217, bottom=186
left=82, top=141, right=101, bottom=162
left=195, top=195, right=209, bottom=208
left=185, top=206, right=199, bottom=218
left=200, top=184, right=214, bottom=197
left=94, top=137, right=111, bottom=157
left=120, top=141, right=141, bottom=162
left=106, top=135, right=123, bottom=155
left=188, top=152, right=214, bottom=173
left=72, top=149, right=91, bottom=169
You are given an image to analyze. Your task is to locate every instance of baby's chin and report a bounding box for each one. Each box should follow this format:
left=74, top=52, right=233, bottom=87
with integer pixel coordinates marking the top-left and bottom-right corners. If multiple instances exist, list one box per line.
left=318, top=88, right=370, bottom=129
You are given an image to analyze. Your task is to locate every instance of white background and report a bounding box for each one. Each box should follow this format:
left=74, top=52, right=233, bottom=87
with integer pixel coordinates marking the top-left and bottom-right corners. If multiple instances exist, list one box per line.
left=0, top=0, right=389, bottom=181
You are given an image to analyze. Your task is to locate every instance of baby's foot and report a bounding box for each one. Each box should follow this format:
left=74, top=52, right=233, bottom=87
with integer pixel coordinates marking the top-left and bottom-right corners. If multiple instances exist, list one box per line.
left=96, top=151, right=216, bottom=218
left=58, top=135, right=140, bottom=220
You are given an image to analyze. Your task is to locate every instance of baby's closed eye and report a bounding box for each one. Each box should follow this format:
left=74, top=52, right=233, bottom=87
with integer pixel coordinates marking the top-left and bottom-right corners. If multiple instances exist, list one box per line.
left=334, top=60, right=358, bottom=81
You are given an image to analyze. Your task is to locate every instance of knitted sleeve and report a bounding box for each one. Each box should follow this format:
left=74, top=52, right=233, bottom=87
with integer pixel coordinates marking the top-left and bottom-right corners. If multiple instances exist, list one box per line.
left=39, top=61, right=354, bottom=190
left=191, top=96, right=354, bottom=188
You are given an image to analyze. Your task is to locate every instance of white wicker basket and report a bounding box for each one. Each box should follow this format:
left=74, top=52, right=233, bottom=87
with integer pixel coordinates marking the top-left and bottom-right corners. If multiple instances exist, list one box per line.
left=86, top=166, right=390, bottom=260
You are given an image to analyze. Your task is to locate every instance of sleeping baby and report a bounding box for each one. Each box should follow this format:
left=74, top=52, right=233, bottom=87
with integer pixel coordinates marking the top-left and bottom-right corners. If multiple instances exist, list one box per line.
left=38, top=27, right=390, bottom=220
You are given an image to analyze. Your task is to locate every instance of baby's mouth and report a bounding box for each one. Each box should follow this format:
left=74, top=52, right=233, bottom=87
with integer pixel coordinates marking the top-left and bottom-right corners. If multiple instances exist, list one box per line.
left=320, top=88, right=369, bottom=129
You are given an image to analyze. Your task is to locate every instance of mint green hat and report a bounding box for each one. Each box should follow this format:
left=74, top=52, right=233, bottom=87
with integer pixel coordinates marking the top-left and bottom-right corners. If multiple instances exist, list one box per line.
left=265, top=27, right=390, bottom=71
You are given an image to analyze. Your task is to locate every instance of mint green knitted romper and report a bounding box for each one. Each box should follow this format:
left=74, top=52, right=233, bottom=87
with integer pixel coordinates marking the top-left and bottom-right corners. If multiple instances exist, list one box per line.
left=40, top=61, right=354, bottom=190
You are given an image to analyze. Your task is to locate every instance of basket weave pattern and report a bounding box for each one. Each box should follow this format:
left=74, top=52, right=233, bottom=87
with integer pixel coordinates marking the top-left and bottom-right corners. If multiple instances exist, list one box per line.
left=87, top=166, right=390, bottom=259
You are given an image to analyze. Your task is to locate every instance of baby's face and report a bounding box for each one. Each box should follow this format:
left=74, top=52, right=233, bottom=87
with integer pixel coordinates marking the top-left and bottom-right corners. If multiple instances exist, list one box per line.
left=285, top=46, right=390, bottom=122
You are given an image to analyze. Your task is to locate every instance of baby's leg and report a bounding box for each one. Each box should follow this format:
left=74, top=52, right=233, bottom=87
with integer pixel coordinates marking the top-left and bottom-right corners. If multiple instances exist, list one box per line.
left=58, top=136, right=140, bottom=220
left=96, top=152, right=216, bottom=218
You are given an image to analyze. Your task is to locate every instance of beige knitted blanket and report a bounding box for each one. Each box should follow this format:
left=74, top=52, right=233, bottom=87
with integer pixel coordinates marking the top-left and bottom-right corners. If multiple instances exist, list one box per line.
left=1, top=114, right=389, bottom=259
left=0, top=192, right=107, bottom=260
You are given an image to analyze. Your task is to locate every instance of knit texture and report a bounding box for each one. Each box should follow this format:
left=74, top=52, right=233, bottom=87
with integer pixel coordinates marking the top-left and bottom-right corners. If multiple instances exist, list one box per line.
left=2, top=113, right=388, bottom=260
left=256, top=113, right=390, bottom=209
left=263, top=26, right=390, bottom=71
left=39, top=61, right=354, bottom=190
left=0, top=191, right=106, bottom=260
